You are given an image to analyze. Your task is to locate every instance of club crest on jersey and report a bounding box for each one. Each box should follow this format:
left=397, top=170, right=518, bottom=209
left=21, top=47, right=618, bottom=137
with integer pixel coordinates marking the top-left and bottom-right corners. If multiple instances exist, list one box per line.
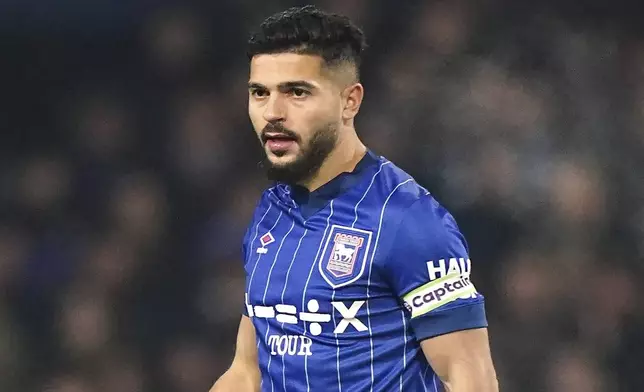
left=328, top=234, right=363, bottom=277
left=318, top=225, right=372, bottom=288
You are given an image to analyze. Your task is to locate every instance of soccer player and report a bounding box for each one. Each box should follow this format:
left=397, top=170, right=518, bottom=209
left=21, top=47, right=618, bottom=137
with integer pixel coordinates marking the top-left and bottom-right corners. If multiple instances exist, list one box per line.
left=211, top=5, right=498, bottom=392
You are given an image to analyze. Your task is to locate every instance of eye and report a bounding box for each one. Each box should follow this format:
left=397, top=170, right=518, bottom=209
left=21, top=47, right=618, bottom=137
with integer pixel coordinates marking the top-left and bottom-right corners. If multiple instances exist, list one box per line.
left=289, top=88, right=310, bottom=98
left=250, top=89, right=268, bottom=98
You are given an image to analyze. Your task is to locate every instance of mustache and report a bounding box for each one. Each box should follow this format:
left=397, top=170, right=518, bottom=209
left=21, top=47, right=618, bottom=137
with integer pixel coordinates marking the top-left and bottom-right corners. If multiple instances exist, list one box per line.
left=261, top=123, right=299, bottom=143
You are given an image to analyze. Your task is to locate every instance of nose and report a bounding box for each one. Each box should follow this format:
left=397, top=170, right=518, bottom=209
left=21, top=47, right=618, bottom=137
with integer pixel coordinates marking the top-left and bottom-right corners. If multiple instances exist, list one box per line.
left=263, top=94, right=286, bottom=123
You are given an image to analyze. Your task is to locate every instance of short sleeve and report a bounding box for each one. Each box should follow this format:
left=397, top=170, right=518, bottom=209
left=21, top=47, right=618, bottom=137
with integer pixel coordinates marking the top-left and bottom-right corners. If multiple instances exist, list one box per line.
left=386, top=194, right=487, bottom=341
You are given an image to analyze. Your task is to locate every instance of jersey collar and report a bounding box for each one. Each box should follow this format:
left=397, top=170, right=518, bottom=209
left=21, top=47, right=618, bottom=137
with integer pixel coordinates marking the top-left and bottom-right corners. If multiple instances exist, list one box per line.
left=288, top=150, right=378, bottom=216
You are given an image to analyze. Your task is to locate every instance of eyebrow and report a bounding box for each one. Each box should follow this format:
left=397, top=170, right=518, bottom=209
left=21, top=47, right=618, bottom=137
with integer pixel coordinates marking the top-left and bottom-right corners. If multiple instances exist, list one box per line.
left=248, top=80, right=318, bottom=91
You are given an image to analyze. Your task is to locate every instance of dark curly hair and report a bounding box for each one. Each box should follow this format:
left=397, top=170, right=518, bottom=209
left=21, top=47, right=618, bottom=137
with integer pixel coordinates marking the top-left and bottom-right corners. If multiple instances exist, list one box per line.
left=247, top=5, right=367, bottom=80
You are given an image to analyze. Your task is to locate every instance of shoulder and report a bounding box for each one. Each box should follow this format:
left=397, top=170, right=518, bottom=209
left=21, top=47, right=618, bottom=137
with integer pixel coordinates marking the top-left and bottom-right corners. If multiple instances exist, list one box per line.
left=372, top=157, right=455, bottom=226
left=390, top=191, right=468, bottom=266
left=397, top=194, right=464, bottom=246
left=243, top=185, right=279, bottom=237
left=371, top=156, right=466, bottom=254
left=241, top=185, right=281, bottom=259
left=371, top=157, right=430, bottom=211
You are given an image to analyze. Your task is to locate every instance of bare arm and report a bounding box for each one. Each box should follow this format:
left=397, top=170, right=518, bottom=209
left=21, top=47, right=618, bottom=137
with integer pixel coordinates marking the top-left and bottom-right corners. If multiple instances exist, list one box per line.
left=421, top=327, right=499, bottom=392
left=210, top=316, right=261, bottom=392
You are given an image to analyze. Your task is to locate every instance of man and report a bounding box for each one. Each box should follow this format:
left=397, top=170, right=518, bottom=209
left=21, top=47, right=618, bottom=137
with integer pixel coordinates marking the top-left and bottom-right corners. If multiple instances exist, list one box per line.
left=212, top=5, right=498, bottom=392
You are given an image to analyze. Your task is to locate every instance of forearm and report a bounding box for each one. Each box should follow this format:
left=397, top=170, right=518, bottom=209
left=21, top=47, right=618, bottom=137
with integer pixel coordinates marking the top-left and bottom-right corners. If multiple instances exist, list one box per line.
left=440, top=358, right=499, bottom=392
left=210, top=366, right=260, bottom=392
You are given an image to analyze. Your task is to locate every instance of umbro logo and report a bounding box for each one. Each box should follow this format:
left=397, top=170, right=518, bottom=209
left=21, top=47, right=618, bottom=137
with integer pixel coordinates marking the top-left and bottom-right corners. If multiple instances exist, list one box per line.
left=257, top=232, right=275, bottom=254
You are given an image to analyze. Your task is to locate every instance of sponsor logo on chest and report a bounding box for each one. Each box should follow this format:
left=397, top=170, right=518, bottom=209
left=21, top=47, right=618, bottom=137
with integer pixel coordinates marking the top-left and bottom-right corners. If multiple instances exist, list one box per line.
left=247, top=294, right=368, bottom=357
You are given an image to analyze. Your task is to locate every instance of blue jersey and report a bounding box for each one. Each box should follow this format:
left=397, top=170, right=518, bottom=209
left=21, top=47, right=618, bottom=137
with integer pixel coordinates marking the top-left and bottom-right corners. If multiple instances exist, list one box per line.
left=243, top=150, right=487, bottom=392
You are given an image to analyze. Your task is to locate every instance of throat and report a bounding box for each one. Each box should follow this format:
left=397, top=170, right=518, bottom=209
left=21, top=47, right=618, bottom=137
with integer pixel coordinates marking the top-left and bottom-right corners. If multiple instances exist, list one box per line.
left=301, top=144, right=367, bottom=192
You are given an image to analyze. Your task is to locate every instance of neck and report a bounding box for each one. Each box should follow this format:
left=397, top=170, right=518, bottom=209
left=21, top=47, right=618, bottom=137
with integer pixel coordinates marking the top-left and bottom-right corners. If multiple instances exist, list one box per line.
left=300, top=131, right=366, bottom=192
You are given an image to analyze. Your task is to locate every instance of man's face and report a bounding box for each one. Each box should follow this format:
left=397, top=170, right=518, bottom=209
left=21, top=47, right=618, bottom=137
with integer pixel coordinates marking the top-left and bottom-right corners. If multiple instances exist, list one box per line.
left=248, top=53, right=342, bottom=184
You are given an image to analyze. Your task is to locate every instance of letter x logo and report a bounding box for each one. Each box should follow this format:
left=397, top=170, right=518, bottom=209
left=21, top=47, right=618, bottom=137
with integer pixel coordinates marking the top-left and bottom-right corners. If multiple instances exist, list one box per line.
left=331, top=301, right=368, bottom=333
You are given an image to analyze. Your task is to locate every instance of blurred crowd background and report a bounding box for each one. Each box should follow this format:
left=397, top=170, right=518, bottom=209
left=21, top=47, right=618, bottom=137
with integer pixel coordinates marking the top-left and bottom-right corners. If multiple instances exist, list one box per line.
left=2, top=0, right=643, bottom=391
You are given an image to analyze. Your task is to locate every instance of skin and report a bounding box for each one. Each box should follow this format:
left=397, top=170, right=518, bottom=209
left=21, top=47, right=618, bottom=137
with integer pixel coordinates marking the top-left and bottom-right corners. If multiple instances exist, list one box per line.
left=210, top=316, right=260, bottom=392
left=247, top=53, right=367, bottom=191
left=211, top=53, right=499, bottom=392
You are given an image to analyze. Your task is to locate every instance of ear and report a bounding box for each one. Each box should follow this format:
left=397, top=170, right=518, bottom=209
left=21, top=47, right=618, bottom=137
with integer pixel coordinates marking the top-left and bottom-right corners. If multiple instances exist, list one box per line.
left=342, top=83, right=364, bottom=121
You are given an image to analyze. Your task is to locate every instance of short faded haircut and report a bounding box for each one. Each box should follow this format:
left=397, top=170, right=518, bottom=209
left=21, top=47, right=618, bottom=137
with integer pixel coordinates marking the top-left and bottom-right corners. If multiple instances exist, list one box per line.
left=247, top=5, right=367, bottom=82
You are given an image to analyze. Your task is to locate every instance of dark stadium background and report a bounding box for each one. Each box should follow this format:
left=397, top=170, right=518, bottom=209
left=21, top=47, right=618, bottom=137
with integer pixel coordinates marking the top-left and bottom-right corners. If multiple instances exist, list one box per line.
left=1, top=1, right=643, bottom=391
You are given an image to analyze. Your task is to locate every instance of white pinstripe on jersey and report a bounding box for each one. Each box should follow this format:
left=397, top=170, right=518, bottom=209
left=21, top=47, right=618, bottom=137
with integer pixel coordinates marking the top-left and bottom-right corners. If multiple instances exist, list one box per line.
left=303, top=200, right=335, bottom=392
left=365, top=178, right=415, bottom=392
left=246, top=202, right=274, bottom=392
left=262, top=208, right=295, bottom=392
left=247, top=202, right=273, bottom=264
left=421, top=362, right=430, bottom=392
left=418, top=192, right=435, bottom=392
left=252, top=209, right=283, bottom=349
left=247, top=204, right=275, bottom=305
left=327, top=160, right=390, bottom=392
left=279, top=227, right=309, bottom=392
left=400, top=308, right=408, bottom=392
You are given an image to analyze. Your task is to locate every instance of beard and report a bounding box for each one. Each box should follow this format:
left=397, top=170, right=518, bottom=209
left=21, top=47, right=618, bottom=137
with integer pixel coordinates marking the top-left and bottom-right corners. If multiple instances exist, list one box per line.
left=259, top=121, right=338, bottom=185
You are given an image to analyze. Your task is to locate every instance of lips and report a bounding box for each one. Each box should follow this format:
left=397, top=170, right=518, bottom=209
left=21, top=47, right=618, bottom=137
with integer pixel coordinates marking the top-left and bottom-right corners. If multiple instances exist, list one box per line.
left=266, top=133, right=295, bottom=140
left=266, top=138, right=295, bottom=152
left=261, top=125, right=299, bottom=155
left=262, top=133, right=297, bottom=155
left=262, top=132, right=298, bottom=144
